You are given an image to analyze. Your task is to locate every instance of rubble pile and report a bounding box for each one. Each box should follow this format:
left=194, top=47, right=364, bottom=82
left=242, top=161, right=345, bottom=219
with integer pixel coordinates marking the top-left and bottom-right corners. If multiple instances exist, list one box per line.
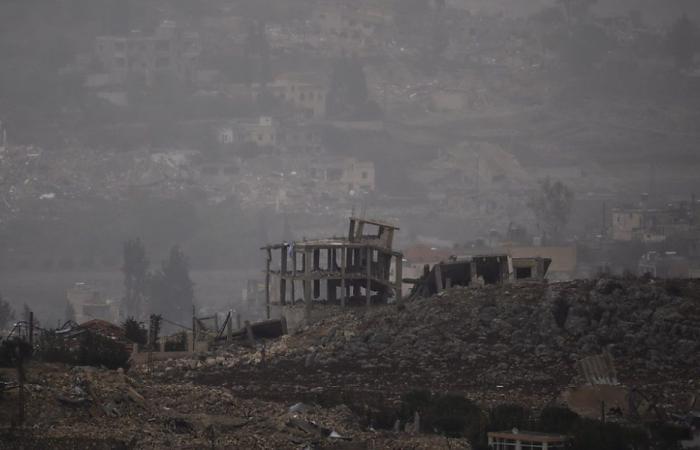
left=197, top=278, right=700, bottom=412
left=0, top=363, right=469, bottom=448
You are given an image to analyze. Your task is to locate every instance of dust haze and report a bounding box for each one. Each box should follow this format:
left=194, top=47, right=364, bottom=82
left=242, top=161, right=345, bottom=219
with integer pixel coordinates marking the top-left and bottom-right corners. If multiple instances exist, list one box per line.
left=1, top=1, right=700, bottom=448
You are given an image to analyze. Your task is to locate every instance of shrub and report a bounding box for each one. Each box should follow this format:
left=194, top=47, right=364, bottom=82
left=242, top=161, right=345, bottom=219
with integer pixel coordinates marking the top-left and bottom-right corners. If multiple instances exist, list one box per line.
left=400, top=389, right=432, bottom=421
left=399, top=391, right=483, bottom=440
left=538, top=406, right=579, bottom=433
left=122, top=317, right=147, bottom=345
left=430, top=394, right=482, bottom=439
left=36, top=330, right=129, bottom=369
left=570, top=419, right=635, bottom=450
left=489, top=404, right=529, bottom=432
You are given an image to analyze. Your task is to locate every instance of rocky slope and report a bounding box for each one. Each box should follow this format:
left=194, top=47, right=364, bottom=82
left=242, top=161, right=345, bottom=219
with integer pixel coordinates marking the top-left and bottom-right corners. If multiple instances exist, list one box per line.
left=192, top=278, right=700, bottom=413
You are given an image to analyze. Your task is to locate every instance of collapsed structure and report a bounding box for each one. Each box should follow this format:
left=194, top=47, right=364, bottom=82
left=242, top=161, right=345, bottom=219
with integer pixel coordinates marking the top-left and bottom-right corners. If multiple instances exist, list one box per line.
left=262, top=217, right=403, bottom=320
left=407, top=254, right=551, bottom=298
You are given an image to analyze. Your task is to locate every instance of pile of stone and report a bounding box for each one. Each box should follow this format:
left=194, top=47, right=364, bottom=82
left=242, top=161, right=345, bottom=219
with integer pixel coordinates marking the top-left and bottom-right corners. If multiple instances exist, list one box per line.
left=197, top=278, right=700, bottom=412
left=1, top=362, right=470, bottom=449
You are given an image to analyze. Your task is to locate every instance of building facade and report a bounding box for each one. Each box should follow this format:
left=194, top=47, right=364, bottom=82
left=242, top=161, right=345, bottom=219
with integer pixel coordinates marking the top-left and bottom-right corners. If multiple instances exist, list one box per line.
left=95, top=21, right=200, bottom=86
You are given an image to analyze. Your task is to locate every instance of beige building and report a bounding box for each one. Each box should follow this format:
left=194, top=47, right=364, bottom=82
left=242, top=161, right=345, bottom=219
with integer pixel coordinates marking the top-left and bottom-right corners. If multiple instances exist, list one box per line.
left=505, top=245, right=577, bottom=280
left=610, top=209, right=644, bottom=241
left=217, top=117, right=278, bottom=148
left=268, top=75, right=328, bottom=119
left=308, top=157, right=375, bottom=193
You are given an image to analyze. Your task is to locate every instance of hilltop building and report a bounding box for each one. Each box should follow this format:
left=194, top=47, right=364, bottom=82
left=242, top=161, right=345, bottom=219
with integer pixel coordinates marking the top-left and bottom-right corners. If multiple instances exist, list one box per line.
left=262, top=217, right=403, bottom=322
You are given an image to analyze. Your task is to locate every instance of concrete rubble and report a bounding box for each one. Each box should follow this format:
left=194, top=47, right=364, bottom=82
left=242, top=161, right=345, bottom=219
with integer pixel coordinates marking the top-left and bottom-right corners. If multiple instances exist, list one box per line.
left=0, top=362, right=469, bottom=448
left=2, top=277, right=698, bottom=447
left=178, top=278, right=700, bottom=417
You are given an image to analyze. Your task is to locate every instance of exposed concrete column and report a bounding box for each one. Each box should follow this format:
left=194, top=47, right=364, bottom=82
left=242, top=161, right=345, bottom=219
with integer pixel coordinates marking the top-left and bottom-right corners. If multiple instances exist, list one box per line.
left=313, top=248, right=321, bottom=298
left=280, top=246, right=287, bottom=306
left=366, top=247, right=372, bottom=307
left=435, top=263, right=444, bottom=291
left=291, top=250, right=297, bottom=302
left=340, top=247, right=347, bottom=308
left=304, top=249, right=312, bottom=322
left=265, top=248, right=272, bottom=318
left=327, top=248, right=336, bottom=303
left=395, top=254, right=403, bottom=305
left=470, top=261, right=478, bottom=284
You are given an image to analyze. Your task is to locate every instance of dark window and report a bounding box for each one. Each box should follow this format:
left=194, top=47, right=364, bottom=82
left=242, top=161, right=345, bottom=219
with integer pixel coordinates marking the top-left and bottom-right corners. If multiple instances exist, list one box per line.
left=516, top=267, right=532, bottom=279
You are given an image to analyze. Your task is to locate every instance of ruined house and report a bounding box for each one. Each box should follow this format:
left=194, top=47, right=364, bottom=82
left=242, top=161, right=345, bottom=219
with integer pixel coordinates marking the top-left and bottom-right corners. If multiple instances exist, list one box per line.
left=407, top=254, right=551, bottom=298
left=262, top=218, right=403, bottom=321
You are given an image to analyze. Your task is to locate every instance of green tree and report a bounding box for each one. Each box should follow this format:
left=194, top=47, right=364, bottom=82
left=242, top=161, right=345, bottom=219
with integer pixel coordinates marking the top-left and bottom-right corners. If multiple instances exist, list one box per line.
left=122, top=238, right=150, bottom=319
left=430, top=394, right=482, bottom=439
left=489, top=404, right=529, bottom=432
left=538, top=406, right=579, bottom=433
left=529, top=179, right=574, bottom=241
left=149, top=246, right=194, bottom=325
left=667, top=14, right=698, bottom=69
left=122, top=317, right=147, bottom=345
left=0, top=294, right=15, bottom=330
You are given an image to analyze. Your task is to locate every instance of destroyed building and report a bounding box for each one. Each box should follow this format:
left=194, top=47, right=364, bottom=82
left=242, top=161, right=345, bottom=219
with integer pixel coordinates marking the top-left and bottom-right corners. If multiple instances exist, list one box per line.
left=263, top=217, right=403, bottom=321
left=407, top=254, right=551, bottom=298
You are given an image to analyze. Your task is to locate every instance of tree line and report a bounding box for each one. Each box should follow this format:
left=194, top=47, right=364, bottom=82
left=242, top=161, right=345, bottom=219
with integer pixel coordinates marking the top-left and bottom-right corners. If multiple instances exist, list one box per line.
left=121, top=239, right=194, bottom=326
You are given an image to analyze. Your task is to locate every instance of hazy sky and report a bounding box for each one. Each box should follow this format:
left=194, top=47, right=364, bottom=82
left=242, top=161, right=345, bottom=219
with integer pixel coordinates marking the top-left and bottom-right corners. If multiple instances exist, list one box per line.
left=448, top=0, right=700, bottom=25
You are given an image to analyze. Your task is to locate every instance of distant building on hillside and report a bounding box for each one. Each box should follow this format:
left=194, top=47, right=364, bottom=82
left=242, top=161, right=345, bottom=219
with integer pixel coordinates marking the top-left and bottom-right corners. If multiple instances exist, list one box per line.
left=94, top=20, right=200, bottom=87
left=66, top=282, right=120, bottom=324
left=610, top=202, right=699, bottom=243
left=309, top=2, right=389, bottom=57
left=279, top=123, right=324, bottom=153
left=268, top=74, right=328, bottom=119
left=307, top=157, right=375, bottom=193
left=638, top=251, right=697, bottom=278
left=216, top=117, right=279, bottom=148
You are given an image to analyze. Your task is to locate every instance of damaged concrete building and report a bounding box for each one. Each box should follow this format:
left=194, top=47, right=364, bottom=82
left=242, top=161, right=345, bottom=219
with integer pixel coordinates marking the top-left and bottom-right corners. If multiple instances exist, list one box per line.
left=262, top=218, right=403, bottom=322
left=407, top=254, right=551, bottom=297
